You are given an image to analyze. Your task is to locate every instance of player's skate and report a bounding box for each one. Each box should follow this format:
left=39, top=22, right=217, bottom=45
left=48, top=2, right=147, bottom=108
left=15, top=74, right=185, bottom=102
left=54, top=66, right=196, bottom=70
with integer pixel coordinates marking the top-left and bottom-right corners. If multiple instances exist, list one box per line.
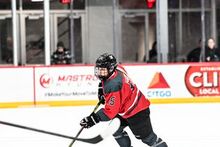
left=150, top=137, right=168, bottom=147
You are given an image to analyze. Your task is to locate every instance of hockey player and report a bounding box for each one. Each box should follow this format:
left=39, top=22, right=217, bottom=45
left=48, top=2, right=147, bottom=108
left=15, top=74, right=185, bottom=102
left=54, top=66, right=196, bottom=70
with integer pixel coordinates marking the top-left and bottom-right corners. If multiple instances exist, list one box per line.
left=80, top=53, right=168, bottom=147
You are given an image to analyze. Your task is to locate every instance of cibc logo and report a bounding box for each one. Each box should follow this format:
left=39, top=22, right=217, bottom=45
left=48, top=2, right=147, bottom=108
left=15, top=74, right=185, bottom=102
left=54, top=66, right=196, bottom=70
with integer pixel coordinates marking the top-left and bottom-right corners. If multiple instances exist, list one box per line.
left=185, top=66, right=220, bottom=96
left=40, top=74, right=53, bottom=88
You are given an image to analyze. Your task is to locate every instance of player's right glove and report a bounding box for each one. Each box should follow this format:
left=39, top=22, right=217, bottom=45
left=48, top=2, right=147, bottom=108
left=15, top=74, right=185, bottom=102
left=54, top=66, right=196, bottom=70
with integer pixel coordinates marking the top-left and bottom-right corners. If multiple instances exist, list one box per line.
left=80, top=112, right=100, bottom=128
left=98, top=82, right=105, bottom=104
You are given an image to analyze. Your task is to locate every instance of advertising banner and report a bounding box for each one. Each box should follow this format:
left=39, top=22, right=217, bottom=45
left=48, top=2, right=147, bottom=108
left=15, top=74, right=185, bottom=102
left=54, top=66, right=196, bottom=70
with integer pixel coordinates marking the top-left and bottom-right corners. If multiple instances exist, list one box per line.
left=185, top=64, right=220, bottom=96
left=125, top=64, right=192, bottom=99
left=34, top=66, right=99, bottom=101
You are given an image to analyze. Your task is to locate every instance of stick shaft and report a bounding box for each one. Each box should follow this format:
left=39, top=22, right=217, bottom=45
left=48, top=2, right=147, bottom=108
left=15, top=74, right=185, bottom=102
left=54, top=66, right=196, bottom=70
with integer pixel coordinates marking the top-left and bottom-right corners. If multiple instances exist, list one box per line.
left=68, top=127, right=84, bottom=147
left=0, top=120, right=74, bottom=140
left=68, top=101, right=102, bottom=147
left=0, top=120, right=104, bottom=144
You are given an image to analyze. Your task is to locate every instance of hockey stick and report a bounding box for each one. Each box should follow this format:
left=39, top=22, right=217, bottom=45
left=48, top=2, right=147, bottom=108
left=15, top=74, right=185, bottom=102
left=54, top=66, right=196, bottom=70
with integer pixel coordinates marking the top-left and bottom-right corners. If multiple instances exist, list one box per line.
left=0, top=118, right=120, bottom=144
left=68, top=101, right=102, bottom=147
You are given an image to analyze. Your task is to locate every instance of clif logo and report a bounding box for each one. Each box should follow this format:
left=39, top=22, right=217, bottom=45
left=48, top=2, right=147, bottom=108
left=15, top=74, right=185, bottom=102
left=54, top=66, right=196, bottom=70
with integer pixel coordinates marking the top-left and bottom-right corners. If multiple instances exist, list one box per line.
left=147, top=72, right=171, bottom=98
left=185, top=66, right=220, bottom=96
left=40, top=74, right=53, bottom=88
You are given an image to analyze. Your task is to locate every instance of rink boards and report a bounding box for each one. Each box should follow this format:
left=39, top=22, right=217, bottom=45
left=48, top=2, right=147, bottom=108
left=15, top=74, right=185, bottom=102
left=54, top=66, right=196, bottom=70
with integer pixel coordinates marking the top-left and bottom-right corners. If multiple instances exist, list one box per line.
left=1, top=63, right=220, bottom=108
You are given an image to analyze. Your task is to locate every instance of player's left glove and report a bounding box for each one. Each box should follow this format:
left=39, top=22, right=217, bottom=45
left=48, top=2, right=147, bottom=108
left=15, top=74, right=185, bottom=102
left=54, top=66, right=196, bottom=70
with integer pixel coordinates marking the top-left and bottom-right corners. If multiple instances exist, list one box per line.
left=80, top=112, right=100, bottom=128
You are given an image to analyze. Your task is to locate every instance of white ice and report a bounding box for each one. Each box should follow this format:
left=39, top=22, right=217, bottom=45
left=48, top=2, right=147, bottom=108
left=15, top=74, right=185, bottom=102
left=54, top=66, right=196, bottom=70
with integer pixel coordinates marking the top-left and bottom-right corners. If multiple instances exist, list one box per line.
left=0, top=103, right=220, bottom=147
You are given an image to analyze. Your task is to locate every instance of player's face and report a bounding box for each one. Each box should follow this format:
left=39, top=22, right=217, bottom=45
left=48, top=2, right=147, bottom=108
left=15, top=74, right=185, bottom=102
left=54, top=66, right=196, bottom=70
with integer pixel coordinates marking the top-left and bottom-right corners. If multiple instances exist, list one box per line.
left=95, top=67, right=109, bottom=80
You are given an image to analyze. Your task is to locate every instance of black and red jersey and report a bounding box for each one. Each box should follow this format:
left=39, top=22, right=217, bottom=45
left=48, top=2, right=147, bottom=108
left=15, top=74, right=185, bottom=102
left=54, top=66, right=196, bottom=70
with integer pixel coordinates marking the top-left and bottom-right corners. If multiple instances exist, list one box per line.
left=98, top=65, right=150, bottom=119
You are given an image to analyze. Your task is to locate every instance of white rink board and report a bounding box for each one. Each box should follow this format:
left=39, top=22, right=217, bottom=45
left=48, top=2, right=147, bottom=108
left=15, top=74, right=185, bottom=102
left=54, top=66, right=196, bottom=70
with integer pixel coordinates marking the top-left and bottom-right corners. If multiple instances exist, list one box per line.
left=1, top=63, right=220, bottom=107
left=0, top=67, right=33, bottom=102
left=0, top=104, right=220, bottom=147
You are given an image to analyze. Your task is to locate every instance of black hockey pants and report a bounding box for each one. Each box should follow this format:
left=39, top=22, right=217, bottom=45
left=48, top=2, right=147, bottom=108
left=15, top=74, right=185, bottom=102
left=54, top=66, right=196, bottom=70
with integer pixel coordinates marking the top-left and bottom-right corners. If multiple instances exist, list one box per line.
left=113, top=108, right=168, bottom=147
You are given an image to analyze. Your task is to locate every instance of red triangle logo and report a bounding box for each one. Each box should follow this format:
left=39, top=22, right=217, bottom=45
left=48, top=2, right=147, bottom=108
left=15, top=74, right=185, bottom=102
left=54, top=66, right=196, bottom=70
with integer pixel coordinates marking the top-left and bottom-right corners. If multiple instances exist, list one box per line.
left=148, top=72, right=170, bottom=89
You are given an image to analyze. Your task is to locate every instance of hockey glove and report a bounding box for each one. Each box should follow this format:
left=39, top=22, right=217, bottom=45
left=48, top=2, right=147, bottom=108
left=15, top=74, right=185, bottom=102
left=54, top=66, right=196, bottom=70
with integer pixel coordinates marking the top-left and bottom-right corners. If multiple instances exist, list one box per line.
left=80, top=112, right=100, bottom=128
left=98, top=82, right=105, bottom=104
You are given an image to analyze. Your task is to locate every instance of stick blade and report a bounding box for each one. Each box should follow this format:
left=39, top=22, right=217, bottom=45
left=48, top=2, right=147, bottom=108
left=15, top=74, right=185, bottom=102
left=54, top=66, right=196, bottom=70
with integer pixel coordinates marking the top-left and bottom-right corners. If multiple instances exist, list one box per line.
left=100, top=117, right=120, bottom=139
left=76, top=117, right=121, bottom=144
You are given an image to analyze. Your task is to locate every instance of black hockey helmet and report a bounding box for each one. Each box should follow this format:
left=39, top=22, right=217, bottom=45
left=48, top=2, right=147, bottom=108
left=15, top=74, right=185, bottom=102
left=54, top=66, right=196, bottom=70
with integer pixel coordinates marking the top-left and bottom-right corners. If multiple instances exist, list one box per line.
left=95, top=53, right=118, bottom=80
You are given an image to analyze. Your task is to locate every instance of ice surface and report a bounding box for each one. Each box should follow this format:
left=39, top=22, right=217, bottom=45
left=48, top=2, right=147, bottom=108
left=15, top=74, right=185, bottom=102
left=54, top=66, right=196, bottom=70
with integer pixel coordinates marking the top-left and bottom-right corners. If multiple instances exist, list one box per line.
left=0, top=104, right=220, bottom=147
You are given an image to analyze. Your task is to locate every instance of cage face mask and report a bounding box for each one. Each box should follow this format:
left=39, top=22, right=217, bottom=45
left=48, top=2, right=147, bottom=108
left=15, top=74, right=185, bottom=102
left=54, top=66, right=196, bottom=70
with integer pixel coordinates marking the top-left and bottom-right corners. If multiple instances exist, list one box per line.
left=94, top=67, right=109, bottom=80
left=95, top=53, right=117, bottom=80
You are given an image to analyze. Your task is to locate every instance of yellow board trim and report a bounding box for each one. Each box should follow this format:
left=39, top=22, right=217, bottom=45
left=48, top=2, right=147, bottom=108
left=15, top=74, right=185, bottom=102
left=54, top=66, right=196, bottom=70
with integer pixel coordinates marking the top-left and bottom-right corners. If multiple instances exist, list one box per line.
left=1, top=98, right=220, bottom=109
left=0, top=102, right=34, bottom=108
left=35, top=100, right=98, bottom=107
